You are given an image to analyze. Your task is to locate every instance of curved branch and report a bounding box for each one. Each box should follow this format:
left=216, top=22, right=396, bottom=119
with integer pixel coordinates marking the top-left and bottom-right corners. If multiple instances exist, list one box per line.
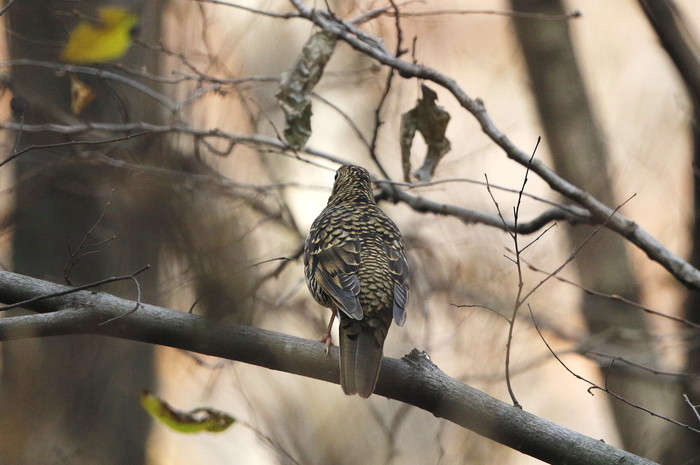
left=287, top=0, right=700, bottom=291
left=0, top=270, right=659, bottom=465
left=376, top=181, right=589, bottom=233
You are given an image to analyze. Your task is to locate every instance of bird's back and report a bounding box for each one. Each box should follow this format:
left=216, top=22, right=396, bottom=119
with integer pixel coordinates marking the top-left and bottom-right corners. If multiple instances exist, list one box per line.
left=304, top=165, right=409, bottom=397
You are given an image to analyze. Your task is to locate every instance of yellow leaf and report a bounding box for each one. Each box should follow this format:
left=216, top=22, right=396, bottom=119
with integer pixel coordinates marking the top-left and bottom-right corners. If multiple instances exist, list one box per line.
left=140, top=390, right=235, bottom=434
left=61, top=6, right=138, bottom=64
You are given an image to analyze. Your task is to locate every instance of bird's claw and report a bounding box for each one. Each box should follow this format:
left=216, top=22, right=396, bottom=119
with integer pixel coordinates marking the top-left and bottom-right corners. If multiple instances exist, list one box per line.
left=321, top=334, right=334, bottom=355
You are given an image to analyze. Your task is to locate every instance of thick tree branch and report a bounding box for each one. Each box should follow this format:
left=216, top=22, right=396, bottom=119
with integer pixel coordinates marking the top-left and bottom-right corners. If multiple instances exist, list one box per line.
left=0, top=270, right=658, bottom=465
left=287, top=0, right=700, bottom=291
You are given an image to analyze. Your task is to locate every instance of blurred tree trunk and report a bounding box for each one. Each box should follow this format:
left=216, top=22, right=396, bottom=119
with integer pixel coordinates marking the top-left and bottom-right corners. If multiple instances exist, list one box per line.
left=510, top=0, right=667, bottom=458
left=0, top=1, right=166, bottom=463
left=636, top=1, right=700, bottom=463
left=671, top=104, right=700, bottom=464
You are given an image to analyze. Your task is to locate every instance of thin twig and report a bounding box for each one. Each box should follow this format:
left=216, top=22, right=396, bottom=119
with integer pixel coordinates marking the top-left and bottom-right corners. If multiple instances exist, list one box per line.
left=518, top=195, right=635, bottom=305
left=381, top=8, right=582, bottom=21
left=450, top=302, right=511, bottom=324
left=0, top=132, right=148, bottom=169
left=683, top=394, right=700, bottom=425
left=194, top=0, right=300, bottom=19
left=531, top=307, right=700, bottom=435
left=367, top=0, right=403, bottom=180
left=0, top=0, right=15, bottom=16
left=521, top=257, right=700, bottom=330
left=64, top=189, right=117, bottom=285
left=310, top=91, right=372, bottom=151
left=0, top=265, right=150, bottom=312
left=582, top=349, right=700, bottom=380
left=0, top=60, right=178, bottom=111
left=98, top=271, right=145, bottom=325
left=503, top=140, right=539, bottom=408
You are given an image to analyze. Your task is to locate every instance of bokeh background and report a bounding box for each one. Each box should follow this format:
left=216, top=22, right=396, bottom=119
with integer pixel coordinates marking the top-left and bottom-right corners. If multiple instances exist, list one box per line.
left=0, top=1, right=697, bottom=464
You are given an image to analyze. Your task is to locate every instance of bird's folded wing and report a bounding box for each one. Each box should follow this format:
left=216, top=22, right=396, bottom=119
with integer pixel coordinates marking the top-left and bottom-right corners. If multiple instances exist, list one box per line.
left=312, top=239, right=363, bottom=320
left=385, top=244, right=410, bottom=326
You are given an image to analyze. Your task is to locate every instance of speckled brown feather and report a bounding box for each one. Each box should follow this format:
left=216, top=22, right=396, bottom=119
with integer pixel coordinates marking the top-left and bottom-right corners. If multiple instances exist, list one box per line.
left=304, top=165, right=409, bottom=398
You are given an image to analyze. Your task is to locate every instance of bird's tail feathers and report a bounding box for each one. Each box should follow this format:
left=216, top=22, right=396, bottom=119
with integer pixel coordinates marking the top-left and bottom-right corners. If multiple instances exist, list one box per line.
left=339, top=325, right=384, bottom=398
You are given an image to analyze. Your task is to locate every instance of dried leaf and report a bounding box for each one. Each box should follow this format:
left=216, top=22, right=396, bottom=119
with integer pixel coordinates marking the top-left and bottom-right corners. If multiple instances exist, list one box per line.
left=140, top=390, right=235, bottom=434
left=399, top=106, right=418, bottom=182
left=399, top=85, right=451, bottom=182
left=276, top=31, right=337, bottom=149
left=69, top=74, right=96, bottom=115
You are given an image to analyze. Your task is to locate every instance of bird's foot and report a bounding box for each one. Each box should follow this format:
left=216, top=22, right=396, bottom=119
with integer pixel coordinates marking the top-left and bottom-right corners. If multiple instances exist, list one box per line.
left=321, top=334, right=334, bottom=355
left=321, top=313, right=336, bottom=355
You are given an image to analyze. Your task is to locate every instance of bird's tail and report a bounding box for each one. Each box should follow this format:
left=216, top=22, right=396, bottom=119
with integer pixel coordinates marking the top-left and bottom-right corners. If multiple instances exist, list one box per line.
left=339, top=322, right=385, bottom=398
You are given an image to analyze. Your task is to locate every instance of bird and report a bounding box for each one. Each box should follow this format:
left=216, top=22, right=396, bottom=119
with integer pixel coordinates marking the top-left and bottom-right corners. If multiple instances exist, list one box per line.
left=304, top=165, right=409, bottom=398
left=60, top=7, right=139, bottom=64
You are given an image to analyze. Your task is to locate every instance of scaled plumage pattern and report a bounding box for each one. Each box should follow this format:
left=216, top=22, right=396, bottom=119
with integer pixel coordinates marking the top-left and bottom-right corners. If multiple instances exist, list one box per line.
left=304, top=165, right=409, bottom=398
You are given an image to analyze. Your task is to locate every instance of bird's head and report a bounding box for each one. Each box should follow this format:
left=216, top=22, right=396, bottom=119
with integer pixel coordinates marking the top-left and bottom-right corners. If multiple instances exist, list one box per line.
left=327, top=165, right=375, bottom=205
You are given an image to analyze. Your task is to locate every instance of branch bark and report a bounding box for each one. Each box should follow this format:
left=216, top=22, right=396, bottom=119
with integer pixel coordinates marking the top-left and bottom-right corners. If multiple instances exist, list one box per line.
left=0, top=270, right=660, bottom=465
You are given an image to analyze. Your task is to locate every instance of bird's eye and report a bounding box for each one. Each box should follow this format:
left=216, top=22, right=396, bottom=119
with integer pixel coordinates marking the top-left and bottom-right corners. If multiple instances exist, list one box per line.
left=334, top=171, right=340, bottom=180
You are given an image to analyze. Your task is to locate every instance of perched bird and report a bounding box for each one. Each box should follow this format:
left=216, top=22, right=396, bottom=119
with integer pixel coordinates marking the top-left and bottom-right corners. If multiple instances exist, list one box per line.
left=304, top=165, right=409, bottom=398
left=60, top=7, right=139, bottom=64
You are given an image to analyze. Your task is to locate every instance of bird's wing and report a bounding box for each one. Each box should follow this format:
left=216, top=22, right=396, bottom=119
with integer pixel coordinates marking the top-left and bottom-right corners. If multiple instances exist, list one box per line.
left=310, top=239, right=363, bottom=320
left=385, top=243, right=410, bottom=326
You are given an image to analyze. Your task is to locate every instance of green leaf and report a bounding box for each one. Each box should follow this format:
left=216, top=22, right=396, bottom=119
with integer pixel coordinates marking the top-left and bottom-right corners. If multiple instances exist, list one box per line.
left=399, top=85, right=451, bottom=182
left=277, top=31, right=337, bottom=149
left=140, top=390, right=235, bottom=434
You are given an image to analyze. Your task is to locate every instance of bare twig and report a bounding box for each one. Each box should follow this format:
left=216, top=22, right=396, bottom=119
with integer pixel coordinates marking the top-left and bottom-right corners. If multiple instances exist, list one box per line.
left=683, top=394, right=700, bottom=424
left=0, top=121, right=349, bottom=165
left=521, top=257, right=700, bottom=330
left=97, top=271, right=145, bottom=325
left=310, top=91, right=372, bottom=151
left=383, top=8, right=582, bottom=21
left=1, top=131, right=147, bottom=169
left=0, top=60, right=178, bottom=112
left=0, top=265, right=150, bottom=312
left=367, top=0, right=403, bottom=180
left=349, top=3, right=581, bottom=25
left=518, top=195, right=634, bottom=305
left=64, top=190, right=117, bottom=285
left=193, top=0, right=300, bottom=19
left=450, top=302, right=511, bottom=324
left=490, top=139, right=540, bottom=408
left=531, top=307, right=700, bottom=435
left=582, top=349, right=700, bottom=380
left=0, top=0, right=15, bottom=16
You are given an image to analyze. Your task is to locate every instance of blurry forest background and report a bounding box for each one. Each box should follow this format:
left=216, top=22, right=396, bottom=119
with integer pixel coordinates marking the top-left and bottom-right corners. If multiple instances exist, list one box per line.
left=0, top=0, right=698, bottom=464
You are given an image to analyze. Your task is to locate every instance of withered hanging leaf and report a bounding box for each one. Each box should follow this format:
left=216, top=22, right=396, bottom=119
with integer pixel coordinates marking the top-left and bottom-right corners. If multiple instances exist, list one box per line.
left=140, top=390, right=235, bottom=434
left=399, top=85, right=451, bottom=182
left=69, top=74, right=96, bottom=115
left=276, top=30, right=337, bottom=149
left=399, top=106, right=418, bottom=182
